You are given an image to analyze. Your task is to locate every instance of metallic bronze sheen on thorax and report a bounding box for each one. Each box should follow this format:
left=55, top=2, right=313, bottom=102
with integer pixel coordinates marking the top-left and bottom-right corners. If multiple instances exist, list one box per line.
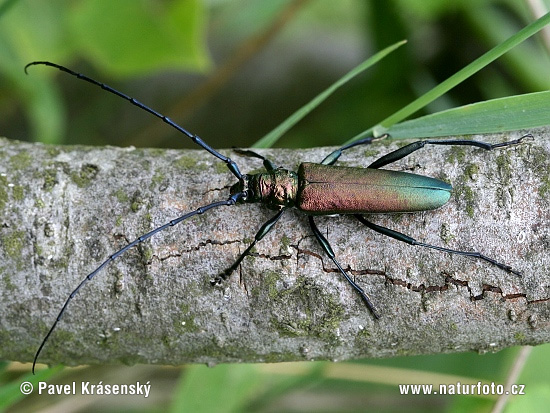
left=250, top=169, right=298, bottom=209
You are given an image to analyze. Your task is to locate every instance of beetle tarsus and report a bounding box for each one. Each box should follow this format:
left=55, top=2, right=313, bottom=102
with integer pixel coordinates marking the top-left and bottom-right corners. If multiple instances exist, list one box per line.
left=491, top=133, right=534, bottom=148
left=210, top=274, right=226, bottom=286
left=355, top=216, right=523, bottom=278
left=308, top=216, right=380, bottom=319
left=413, top=241, right=523, bottom=278
left=366, top=134, right=534, bottom=169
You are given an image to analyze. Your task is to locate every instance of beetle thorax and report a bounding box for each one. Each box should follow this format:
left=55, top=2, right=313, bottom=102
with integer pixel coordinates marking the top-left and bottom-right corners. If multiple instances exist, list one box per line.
left=233, top=169, right=298, bottom=209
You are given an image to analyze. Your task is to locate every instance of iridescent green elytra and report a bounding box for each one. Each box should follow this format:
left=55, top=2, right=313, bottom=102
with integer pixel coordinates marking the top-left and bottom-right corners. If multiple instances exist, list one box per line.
left=297, top=162, right=451, bottom=214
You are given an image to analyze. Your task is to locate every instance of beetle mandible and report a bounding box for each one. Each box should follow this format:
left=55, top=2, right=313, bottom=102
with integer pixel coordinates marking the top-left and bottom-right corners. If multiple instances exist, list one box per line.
left=25, top=61, right=529, bottom=373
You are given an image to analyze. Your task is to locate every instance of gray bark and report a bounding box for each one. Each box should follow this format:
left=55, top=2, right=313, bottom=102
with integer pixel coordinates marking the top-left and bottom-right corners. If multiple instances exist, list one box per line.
left=0, top=131, right=548, bottom=369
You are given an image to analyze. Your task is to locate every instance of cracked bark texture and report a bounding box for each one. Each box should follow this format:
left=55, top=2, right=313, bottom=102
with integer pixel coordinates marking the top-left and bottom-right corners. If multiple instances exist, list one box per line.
left=0, top=130, right=549, bottom=369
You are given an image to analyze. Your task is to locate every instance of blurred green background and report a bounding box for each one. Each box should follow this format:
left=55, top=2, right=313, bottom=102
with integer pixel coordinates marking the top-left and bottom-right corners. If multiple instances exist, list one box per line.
left=1, top=0, right=549, bottom=412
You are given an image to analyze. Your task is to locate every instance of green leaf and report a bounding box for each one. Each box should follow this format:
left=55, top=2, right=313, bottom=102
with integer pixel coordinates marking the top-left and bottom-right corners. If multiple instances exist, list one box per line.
left=252, top=40, right=407, bottom=148
left=505, top=385, right=550, bottom=413
left=171, top=364, right=263, bottom=413
left=350, top=11, right=550, bottom=142
left=0, top=365, right=63, bottom=410
left=0, top=0, right=20, bottom=20
left=69, top=0, right=210, bottom=77
left=384, top=91, right=550, bottom=139
left=24, top=78, right=65, bottom=144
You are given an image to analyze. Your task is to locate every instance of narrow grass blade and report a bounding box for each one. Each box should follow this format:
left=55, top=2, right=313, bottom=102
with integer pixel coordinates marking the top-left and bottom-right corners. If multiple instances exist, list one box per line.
left=384, top=90, right=550, bottom=139
left=349, top=12, right=550, bottom=143
left=252, top=40, right=407, bottom=148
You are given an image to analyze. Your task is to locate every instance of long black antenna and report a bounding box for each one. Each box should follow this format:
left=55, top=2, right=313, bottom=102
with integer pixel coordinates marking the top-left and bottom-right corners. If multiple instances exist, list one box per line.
left=24, top=61, right=243, bottom=179
left=32, top=192, right=246, bottom=373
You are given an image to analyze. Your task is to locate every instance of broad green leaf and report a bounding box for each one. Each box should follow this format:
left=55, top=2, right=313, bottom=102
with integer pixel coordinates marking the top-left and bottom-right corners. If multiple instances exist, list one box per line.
left=69, top=0, right=210, bottom=77
left=384, top=91, right=550, bottom=139
left=506, top=345, right=550, bottom=413
left=506, top=385, right=550, bottom=413
left=252, top=40, right=407, bottom=148
left=0, top=0, right=71, bottom=144
left=24, top=79, right=65, bottom=144
left=0, top=0, right=211, bottom=143
left=0, top=0, right=20, bottom=20
left=0, top=0, right=72, bottom=64
left=171, top=364, right=262, bottom=413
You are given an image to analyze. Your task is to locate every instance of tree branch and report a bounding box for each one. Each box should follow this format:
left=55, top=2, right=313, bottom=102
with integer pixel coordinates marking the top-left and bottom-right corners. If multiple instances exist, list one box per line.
left=0, top=131, right=548, bottom=368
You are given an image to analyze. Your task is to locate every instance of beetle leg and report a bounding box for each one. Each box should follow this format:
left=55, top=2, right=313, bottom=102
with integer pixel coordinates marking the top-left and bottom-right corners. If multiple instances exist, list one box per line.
left=212, top=208, right=286, bottom=285
left=308, top=216, right=380, bottom=318
left=321, top=134, right=389, bottom=166
left=354, top=215, right=522, bottom=277
left=233, top=148, right=278, bottom=171
left=368, top=134, right=532, bottom=169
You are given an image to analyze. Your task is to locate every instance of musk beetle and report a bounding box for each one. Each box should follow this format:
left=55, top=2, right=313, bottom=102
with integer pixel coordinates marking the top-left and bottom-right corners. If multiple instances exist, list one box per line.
left=25, top=61, right=529, bottom=373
